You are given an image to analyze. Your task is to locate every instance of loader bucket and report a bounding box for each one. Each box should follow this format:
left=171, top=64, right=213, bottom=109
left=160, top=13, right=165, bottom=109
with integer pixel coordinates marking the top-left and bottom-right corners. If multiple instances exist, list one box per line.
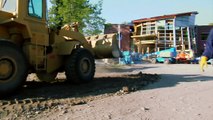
left=86, top=33, right=121, bottom=59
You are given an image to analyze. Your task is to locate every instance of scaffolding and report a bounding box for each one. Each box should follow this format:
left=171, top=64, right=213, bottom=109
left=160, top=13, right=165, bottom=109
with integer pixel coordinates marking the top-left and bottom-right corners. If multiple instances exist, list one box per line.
left=132, top=12, right=198, bottom=54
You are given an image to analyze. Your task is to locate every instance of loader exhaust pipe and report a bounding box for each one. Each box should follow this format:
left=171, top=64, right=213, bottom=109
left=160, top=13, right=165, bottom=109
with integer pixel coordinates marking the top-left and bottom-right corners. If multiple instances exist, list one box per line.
left=86, top=33, right=121, bottom=59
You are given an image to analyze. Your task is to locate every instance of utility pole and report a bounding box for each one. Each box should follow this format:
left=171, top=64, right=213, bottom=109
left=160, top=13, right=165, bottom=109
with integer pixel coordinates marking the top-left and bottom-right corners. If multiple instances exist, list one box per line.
left=118, top=24, right=121, bottom=64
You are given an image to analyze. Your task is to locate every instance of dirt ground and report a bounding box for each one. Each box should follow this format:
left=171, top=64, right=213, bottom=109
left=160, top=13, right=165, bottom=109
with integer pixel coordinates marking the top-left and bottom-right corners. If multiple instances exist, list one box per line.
left=1, top=61, right=213, bottom=120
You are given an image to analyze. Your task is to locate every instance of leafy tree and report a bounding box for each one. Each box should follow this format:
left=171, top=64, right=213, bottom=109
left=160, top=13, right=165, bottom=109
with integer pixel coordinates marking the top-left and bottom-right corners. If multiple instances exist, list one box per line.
left=209, top=23, right=213, bottom=25
left=48, top=0, right=105, bottom=35
left=48, top=0, right=63, bottom=29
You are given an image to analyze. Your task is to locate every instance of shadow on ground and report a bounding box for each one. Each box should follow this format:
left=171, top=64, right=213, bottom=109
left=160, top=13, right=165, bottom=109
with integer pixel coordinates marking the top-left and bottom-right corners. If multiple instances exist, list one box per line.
left=1, top=65, right=213, bottom=101
left=2, top=72, right=159, bottom=101
left=145, top=73, right=213, bottom=90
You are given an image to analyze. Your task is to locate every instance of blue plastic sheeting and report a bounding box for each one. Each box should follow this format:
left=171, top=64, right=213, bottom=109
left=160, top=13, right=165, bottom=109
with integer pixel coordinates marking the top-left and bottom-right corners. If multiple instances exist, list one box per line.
left=131, top=52, right=143, bottom=61
left=120, top=51, right=133, bottom=64
left=120, top=51, right=143, bottom=64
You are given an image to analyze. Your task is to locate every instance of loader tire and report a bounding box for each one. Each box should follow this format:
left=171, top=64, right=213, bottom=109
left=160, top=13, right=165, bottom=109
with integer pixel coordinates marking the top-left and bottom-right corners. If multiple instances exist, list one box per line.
left=65, top=48, right=95, bottom=83
left=0, top=41, right=28, bottom=96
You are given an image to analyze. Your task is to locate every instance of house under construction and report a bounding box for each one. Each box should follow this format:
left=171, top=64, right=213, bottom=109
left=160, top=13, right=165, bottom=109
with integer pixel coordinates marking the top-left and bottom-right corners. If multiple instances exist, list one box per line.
left=132, top=11, right=198, bottom=54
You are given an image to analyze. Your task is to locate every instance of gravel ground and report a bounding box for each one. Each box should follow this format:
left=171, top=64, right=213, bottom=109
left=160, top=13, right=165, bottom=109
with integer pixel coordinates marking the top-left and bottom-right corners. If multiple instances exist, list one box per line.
left=1, top=62, right=213, bottom=120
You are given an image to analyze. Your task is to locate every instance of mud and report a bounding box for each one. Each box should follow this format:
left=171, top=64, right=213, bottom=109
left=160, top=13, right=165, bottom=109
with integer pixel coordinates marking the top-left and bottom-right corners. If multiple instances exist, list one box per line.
left=0, top=63, right=160, bottom=119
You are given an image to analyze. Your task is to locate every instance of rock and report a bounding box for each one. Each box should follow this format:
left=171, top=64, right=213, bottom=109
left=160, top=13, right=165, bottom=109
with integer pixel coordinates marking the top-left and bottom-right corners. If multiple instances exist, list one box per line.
left=121, top=86, right=129, bottom=93
left=108, top=114, right=112, bottom=119
left=35, top=111, right=40, bottom=114
left=62, top=109, right=68, bottom=114
left=131, top=85, right=138, bottom=91
left=0, top=110, right=9, bottom=118
left=141, top=107, right=150, bottom=111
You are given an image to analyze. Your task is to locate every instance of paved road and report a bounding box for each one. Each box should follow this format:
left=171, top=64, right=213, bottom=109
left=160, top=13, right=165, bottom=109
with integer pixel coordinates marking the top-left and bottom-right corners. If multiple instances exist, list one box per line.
left=59, top=64, right=213, bottom=120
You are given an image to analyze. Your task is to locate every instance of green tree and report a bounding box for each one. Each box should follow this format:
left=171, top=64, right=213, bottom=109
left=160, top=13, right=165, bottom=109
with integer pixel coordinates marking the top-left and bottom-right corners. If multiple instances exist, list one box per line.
left=209, top=23, right=213, bottom=25
left=48, top=0, right=105, bottom=35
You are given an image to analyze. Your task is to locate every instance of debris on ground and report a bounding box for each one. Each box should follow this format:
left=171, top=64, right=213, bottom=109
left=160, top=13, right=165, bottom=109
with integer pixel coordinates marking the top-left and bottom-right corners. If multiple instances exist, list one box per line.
left=0, top=71, right=160, bottom=119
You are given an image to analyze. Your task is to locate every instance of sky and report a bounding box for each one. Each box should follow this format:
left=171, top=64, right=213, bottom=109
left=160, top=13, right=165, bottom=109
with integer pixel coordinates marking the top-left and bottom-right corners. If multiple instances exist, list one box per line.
left=88, top=0, right=213, bottom=25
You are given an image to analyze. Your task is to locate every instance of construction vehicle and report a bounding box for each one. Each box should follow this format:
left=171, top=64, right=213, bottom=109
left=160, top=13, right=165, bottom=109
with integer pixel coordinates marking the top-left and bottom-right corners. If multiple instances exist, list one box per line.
left=176, top=50, right=194, bottom=64
left=0, top=0, right=121, bottom=96
left=151, top=47, right=177, bottom=64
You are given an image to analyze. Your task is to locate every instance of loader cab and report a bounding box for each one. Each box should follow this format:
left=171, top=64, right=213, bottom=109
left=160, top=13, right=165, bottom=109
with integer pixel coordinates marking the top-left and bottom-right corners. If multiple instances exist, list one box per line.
left=0, top=0, right=50, bottom=46
left=0, top=0, right=47, bottom=21
left=23, top=0, right=49, bottom=46
left=0, top=0, right=17, bottom=13
left=25, top=0, right=47, bottom=22
left=28, top=0, right=44, bottom=19
left=0, top=0, right=17, bottom=21
left=0, top=0, right=47, bottom=20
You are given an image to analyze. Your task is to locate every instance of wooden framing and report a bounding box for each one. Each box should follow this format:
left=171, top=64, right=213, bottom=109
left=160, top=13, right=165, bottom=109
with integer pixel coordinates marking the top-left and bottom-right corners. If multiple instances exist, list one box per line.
left=132, top=12, right=198, bottom=54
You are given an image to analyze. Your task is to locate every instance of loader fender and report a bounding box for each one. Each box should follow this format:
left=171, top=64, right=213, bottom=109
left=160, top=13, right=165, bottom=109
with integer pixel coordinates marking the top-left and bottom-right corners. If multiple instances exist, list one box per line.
left=54, top=41, right=81, bottom=55
left=0, top=18, right=32, bottom=39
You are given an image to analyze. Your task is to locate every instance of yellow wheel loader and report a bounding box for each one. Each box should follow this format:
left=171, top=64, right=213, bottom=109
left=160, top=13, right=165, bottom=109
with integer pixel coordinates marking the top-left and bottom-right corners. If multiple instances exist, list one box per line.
left=0, top=0, right=120, bottom=96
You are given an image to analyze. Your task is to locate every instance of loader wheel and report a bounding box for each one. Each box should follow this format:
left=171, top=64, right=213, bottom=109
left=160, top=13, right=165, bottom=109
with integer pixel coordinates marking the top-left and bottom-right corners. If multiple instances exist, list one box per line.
left=65, top=48, right=95, bottom=83
left=0, top=41, right=28, bottom=96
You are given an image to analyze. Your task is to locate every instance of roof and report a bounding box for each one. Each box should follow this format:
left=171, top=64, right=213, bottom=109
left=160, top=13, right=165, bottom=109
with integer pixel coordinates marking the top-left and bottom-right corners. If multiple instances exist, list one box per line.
left=132, top=11, right=198, bottom=24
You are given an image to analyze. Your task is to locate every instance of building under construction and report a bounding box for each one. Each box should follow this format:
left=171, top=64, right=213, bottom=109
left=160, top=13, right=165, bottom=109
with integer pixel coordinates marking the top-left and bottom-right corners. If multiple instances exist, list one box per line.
left=132, top=11, right=198, bottom=54
left=104, top=24, right=133, bottom=51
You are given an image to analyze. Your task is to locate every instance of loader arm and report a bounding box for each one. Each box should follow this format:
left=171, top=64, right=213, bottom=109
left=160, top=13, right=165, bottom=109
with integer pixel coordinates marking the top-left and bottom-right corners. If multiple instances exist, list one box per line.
left=58, top=29, right=95, bottom=56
